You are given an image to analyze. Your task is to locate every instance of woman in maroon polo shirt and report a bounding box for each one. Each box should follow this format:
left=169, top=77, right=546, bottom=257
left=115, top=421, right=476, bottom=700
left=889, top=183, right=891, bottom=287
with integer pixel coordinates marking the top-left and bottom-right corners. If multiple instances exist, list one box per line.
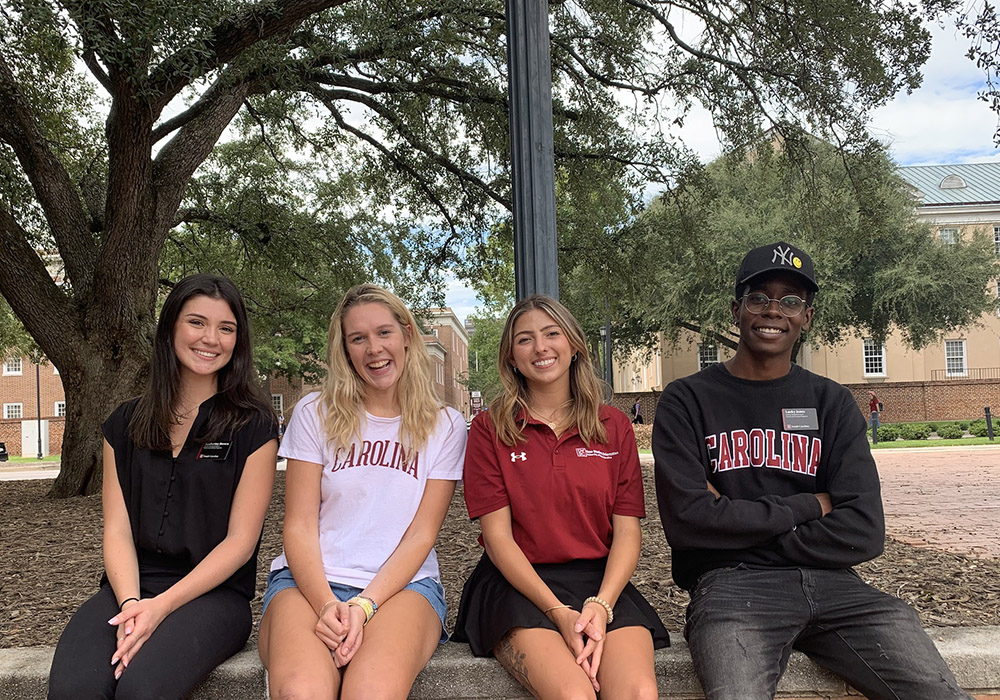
left=453, top=295, right=668, bottom=699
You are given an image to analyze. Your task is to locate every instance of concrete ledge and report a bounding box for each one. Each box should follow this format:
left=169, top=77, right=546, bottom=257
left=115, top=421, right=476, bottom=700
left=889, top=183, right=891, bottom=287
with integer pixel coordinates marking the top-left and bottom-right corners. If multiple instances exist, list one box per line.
left=5, top=626, right=999, bottom=699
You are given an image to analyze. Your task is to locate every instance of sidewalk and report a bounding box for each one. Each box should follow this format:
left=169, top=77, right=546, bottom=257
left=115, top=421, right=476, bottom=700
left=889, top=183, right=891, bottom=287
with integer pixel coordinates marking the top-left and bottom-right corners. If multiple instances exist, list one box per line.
left=874, top=445, right=1000, bottom=559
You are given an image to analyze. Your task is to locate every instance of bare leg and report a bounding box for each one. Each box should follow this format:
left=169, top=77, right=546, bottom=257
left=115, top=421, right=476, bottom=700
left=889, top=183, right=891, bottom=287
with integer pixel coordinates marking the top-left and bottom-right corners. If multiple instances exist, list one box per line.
left=259, top=588, right=341, bottom=700
left=594, top=627, right=658, bottom=700
left=492, top=627, right=597, bottom=700
left=339, top=590, right=440, bottom=700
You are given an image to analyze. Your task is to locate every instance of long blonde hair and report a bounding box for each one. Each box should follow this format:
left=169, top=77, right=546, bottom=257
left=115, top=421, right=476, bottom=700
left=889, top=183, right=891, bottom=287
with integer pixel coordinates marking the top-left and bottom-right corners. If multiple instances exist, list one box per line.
left=318, top=284, right=441, bottom=453
left=492, top=295, right=607, bottom=446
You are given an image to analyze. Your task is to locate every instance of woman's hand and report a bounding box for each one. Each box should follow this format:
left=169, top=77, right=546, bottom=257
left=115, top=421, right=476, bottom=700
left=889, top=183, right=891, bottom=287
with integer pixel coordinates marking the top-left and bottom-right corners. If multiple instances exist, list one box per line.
left=332, top=604, right=367, bottom=667
left=314, top=599, right=352, bottom=653
left=547, top=606, right=602, bottom=691
left=107, top=596, right=171, bottom=677
left=574, top=602, right=609, bottom=690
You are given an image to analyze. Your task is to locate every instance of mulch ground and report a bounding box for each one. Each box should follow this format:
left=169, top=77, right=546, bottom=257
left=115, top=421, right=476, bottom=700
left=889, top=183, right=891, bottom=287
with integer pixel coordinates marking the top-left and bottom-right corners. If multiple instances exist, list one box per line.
left=3, top=466, right=999, bottom=648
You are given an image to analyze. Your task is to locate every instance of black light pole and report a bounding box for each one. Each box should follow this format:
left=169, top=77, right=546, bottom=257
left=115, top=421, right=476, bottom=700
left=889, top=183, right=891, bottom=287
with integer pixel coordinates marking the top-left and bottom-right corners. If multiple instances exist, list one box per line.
left=35, top=360, right=42, bottom=459
left=506, top=0, right=559, bottom=300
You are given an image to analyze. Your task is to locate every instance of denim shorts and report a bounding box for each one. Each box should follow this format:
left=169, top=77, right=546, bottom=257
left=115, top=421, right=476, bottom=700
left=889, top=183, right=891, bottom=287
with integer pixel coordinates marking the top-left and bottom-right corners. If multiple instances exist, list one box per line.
left=261, top=567, right=449, bottom=643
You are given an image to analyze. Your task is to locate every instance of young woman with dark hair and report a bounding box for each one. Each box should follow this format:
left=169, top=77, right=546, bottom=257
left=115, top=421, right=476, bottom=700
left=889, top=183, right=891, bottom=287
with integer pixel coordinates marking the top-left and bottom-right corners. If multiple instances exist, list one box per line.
left=258, top=284, right=466, bottom=700
left=453, top=294, right=669, bottom=700
left=48, top=274, right=278, bottom=700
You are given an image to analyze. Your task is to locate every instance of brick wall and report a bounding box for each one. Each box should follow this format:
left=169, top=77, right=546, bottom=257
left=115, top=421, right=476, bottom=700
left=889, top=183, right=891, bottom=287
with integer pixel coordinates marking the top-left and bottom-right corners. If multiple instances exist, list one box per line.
left=0, top=417, right=65, bottom=456
left=844, top=379, right=1000, bottom=423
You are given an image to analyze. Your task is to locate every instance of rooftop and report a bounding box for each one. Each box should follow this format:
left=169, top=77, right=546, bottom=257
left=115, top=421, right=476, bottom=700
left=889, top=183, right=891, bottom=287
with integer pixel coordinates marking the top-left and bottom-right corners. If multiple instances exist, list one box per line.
left=898, top=162, right=1000, bottom=206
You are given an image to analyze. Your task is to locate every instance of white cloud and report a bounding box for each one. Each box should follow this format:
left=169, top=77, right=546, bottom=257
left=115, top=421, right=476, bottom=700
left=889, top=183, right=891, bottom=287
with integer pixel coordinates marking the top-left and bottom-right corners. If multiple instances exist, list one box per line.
left=441, top=271, right=480, bottom=325
left=871, top=23, right=1000, bottom=165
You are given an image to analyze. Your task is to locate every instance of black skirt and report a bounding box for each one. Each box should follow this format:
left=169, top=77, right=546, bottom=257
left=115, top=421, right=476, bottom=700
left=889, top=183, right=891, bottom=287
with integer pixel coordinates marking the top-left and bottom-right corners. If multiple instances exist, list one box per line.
left=452, top=552, right=670, bottom=656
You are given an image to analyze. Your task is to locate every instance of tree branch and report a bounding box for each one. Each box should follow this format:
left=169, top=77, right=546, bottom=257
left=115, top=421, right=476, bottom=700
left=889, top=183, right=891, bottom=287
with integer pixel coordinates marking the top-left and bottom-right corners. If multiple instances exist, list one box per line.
left=0, top=207, right=81, bottom=363
left=148, top=0, right=353, bottom=112
left=0, top=54, right=97, bottom=298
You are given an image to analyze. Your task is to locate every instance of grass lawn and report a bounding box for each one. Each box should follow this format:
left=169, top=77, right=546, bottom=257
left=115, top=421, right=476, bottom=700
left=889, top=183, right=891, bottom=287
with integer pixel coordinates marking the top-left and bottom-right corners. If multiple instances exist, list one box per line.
left=1, top=454, right=61, bottom=463
left=871, top=437, right=997, bottom=449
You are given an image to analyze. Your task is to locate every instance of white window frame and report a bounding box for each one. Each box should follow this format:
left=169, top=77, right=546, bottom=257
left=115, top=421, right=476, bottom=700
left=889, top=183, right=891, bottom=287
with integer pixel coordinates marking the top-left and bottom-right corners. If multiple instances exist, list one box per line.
left=3, top=357, right=22, bottom=376
left=862, top=339, right=887, bottom=377
left=55, top=401, right=66, bottom=417
left=4, top=403, right=23, bottom=419
left=945, top=339, right=967, bottom=377
left=697, top=342, right=720, bottom=370
left=938, top=227, right=958, bottom=245
left=435, top=363, right=444, bottom=384
left=994, top=225, right=1000, bottom=257
left=270, top=394, right=284, bottom=416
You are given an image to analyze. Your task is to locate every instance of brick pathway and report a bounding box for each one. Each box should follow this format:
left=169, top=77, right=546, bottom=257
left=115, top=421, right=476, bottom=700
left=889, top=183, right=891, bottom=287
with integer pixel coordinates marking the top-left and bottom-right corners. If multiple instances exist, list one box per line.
left=874, top=445, right=1000, bottom=559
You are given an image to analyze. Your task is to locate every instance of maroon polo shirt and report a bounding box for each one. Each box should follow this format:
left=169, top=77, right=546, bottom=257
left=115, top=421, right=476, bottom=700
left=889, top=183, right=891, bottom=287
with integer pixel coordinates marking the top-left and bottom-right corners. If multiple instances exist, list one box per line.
left=463, top=405, right=645, bottom=564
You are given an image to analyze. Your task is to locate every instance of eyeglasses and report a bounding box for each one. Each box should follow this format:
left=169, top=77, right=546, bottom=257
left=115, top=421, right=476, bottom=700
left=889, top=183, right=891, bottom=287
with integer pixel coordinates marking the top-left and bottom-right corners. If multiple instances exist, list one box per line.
left=741, top=292, right=808, bottom=317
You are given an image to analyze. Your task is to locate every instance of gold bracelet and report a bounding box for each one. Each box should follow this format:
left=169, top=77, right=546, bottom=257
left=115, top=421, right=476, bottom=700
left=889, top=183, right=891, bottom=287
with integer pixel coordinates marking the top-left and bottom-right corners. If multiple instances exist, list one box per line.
left=543, top=603, right=571, bottom=614
left=583, top=596, right=614, bottom=624
left=347, top=595, right=377, bottom=625
left=318, top=598, right=339, bottom=619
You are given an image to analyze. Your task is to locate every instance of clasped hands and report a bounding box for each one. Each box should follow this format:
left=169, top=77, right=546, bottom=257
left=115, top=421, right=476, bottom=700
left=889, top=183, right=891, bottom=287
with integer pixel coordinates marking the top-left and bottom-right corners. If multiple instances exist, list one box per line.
left=315, top=599, right=367, bottom=667
left=548, top=601, right=608, bottom=692
left=107, top=596, right=170, bottom=680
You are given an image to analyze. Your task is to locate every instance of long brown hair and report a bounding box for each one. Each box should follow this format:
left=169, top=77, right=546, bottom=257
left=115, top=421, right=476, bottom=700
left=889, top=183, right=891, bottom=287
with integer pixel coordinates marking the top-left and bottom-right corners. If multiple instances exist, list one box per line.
left=129, top=274, right=272, bottom=450
left=492, top=295, right=607, bottom=446
left=317, top=284, right=441, bottom=453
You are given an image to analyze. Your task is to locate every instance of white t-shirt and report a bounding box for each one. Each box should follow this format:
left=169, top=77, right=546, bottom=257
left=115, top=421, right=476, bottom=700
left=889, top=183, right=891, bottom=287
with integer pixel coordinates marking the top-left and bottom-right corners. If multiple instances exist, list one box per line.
left=271, top=392, right=466, bottom=588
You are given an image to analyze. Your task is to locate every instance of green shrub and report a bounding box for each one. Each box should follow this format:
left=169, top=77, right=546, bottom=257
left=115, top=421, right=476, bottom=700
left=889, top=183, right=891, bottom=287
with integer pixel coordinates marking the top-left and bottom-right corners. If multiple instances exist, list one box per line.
left=936, top=424, right=963, bottom=440
left=959, top=422, right=970, bottom=431
left=875, top=424, right=900, bottom=442
left=970, top=420, right=990, bottom=438
left=927, top=422, right=938, bottom=432
left=899, top=423, right=930, bottom=440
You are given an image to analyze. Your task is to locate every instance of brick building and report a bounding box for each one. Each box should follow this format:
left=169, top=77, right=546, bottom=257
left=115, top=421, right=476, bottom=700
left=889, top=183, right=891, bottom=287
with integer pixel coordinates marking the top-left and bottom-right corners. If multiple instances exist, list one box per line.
left=613, top=161, right=1000, bottom=422
left=0, top=355, right=66, bottom=456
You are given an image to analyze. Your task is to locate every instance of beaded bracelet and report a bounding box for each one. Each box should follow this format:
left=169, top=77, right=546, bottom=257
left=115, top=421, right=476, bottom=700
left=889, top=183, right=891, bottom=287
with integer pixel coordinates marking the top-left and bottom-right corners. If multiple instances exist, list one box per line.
left=583, top=596, right=614, bottom=624
left=347, top=595, right=378, bottom=625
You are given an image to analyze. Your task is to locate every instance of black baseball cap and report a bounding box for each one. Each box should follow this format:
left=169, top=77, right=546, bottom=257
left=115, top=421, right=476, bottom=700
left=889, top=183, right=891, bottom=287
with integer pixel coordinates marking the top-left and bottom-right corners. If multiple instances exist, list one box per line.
left=734, top=241, right=818, bottom=298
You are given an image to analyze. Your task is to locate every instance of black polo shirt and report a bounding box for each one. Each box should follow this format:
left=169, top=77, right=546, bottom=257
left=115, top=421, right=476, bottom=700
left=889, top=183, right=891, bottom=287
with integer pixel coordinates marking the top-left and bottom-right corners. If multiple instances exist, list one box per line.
left=103, top=396, right=277, bottom=600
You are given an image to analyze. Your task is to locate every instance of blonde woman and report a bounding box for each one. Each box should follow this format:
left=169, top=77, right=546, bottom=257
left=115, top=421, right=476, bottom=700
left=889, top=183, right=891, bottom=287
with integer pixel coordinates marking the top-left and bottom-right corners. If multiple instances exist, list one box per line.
left=258, top=284, right=466, bottom=699
left=453, top=295, right=669, bottom=699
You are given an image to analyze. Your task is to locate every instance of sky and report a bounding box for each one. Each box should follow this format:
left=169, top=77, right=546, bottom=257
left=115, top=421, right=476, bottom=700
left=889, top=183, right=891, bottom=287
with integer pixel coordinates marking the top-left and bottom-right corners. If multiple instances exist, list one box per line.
left=445, top=23, right=1000, bottom=323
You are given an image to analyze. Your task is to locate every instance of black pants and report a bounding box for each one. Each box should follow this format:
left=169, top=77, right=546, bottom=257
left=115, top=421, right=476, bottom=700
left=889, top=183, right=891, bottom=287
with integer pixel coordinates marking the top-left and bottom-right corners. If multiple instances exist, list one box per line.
left=48, top=580, right=251, bottom=700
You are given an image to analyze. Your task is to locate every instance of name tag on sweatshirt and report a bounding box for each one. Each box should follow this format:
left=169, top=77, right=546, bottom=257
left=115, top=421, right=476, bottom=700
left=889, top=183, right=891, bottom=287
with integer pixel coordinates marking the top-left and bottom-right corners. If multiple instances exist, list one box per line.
left=197, top=442, right=232, bottom=460
left=782, top=408, right=818, bottom=431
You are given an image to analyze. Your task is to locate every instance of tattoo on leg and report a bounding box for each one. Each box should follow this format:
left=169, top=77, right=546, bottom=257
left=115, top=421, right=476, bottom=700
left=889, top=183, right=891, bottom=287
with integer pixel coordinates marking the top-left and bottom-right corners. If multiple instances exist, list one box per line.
left=494, top=631, right=536, bottom=696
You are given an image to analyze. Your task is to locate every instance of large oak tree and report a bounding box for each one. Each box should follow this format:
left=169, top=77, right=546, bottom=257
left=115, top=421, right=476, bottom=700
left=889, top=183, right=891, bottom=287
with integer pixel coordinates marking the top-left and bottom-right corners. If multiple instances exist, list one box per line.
left=0, top=0, right=961, bottom=495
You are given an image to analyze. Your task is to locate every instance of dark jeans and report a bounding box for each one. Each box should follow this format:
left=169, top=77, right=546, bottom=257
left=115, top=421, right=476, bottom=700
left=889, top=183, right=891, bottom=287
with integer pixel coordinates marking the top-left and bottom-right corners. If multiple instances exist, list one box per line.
left=48, top=582, right=250, bottom=700
left=685, top=566, right=971, bottom=700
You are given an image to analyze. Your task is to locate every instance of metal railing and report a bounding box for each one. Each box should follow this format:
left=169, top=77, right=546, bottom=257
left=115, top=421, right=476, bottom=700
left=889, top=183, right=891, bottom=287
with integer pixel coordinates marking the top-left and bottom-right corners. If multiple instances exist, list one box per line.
left=930, top=367, right=1000, bottom=381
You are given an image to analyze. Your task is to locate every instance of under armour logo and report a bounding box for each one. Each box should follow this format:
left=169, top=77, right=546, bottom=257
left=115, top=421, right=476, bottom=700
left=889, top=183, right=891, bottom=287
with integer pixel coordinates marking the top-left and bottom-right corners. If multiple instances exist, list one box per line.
left=510, top=452, right=527, bottom=462
left=772, top=245, right=794, bottom=266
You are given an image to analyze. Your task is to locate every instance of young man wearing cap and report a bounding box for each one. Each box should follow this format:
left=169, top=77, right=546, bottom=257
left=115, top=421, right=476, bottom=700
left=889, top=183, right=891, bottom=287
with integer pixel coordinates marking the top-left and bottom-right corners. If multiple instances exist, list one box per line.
left=652, top=241, right=970, bottom=699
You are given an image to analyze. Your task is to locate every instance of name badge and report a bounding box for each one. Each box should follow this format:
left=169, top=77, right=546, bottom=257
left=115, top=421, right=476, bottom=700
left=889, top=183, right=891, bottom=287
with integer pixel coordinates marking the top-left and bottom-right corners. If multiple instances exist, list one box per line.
left=782, top=408, right=818, bottom=431
left=196, top=442, right=232, bottom=460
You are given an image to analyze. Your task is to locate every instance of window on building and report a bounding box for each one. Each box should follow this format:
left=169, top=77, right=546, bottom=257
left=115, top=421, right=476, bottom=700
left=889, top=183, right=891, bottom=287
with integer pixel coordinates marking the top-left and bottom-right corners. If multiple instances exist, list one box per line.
left=995, top=226, right=1000, bottom=257
left=945, top=339, right=967, bottom=377
left=55, top=401, right=66, bottom=417
left=436, top=363, right=444, bottom=384
left=997, top=280, right=1000, bottom=317
left=862, top=339, right=886, bottom=376
left=938, top=227, right=958, bottom=245
left=3, top=357, right=22, bottom=376
left=270, top=394, right=283, bottom=416
left=4, top=403, right=23, bottom=419
left=698, top=343, right=720, bottom=370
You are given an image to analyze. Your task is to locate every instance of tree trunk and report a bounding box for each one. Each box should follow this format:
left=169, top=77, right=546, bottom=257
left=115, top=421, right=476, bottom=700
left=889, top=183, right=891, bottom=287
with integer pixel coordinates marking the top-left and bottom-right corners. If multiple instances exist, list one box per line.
left=48, top=346, right=148, bottom=497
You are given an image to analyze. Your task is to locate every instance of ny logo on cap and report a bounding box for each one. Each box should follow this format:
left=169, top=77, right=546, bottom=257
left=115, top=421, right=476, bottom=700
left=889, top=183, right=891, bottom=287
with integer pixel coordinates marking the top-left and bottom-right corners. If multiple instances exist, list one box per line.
left=772, top=244, right=802, bottom=270
left=510, top=451, right=527, bottom=462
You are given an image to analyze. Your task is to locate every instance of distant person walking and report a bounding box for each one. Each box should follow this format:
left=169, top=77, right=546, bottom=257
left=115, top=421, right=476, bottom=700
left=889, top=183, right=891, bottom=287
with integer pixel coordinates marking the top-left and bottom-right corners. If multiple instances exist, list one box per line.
left=869, top=391, right=882, bottom=444
left=631, top=399, right=644, bottom=425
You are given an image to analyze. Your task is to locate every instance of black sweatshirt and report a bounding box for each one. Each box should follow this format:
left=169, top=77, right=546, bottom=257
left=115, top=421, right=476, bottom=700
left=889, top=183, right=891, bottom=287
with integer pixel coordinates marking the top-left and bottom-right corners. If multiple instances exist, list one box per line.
left=653, top=363, right=885, bottom=592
